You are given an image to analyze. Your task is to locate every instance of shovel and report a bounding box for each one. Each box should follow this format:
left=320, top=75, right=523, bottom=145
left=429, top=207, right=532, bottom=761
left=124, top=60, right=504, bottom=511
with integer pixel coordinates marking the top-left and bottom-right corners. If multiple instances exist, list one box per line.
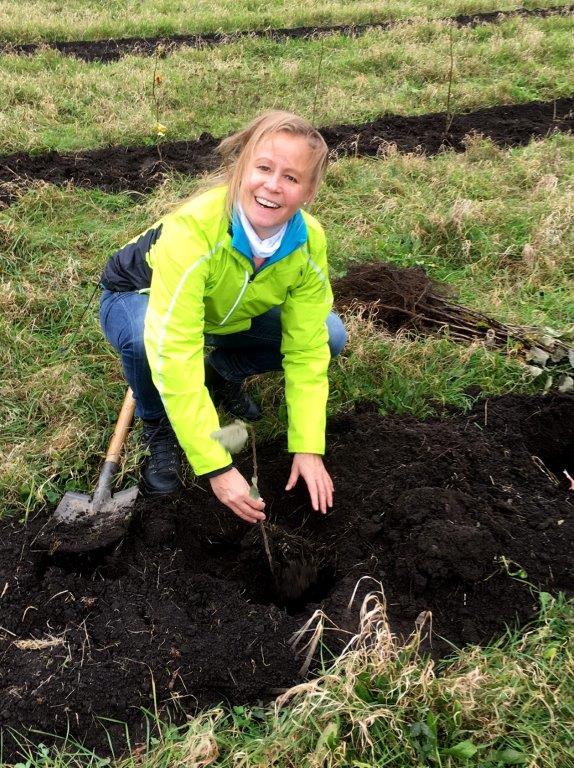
left=39, top=388, right=139, bottom=554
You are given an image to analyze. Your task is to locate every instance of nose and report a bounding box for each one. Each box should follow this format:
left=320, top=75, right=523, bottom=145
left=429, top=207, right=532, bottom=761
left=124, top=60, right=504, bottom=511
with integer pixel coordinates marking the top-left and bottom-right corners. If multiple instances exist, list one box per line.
left=264, top=172, right=282, bottom=194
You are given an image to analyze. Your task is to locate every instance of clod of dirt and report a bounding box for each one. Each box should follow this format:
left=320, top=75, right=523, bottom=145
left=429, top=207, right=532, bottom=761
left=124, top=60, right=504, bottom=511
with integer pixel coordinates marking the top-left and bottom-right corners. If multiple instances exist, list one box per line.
left=35, top=512, right=130, bottom=554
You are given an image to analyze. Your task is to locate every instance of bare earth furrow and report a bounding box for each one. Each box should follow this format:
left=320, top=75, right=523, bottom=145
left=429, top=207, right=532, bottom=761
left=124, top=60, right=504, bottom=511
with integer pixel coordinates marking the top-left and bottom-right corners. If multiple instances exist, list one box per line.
left=2, top=5, right=572, bottom=62
left=1, top=97, right=572, bottom=203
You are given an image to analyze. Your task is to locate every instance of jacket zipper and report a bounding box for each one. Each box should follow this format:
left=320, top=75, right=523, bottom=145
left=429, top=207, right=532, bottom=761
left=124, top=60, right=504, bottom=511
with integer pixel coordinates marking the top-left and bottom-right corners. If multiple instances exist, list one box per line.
left=219, top=269, right=250, bottom=326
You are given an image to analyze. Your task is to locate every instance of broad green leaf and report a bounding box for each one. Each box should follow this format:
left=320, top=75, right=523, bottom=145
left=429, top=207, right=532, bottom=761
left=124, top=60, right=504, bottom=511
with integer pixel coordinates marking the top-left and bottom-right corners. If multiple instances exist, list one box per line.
left=543, top=644, right=558, bottom=662
left=211, top=420, right=248, bottom=454
left=496, top=747, right=528, bottom=764
left=354, top=679, right=374, bottom=703
left=444, top=739, right=479, bottom=759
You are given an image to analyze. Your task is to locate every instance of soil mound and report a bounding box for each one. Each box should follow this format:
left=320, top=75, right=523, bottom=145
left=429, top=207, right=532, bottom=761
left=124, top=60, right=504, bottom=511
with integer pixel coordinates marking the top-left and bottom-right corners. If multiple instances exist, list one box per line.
left=333, top=262, right=574, bottom=360
left=1, top=394, right=573, bottom=760
left=333, top=261, right=442, bottom=331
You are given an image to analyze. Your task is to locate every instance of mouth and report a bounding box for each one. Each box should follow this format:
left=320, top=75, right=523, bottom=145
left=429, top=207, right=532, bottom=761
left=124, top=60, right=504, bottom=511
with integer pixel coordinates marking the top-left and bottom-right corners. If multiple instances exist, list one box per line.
left=255, top=196, right=281, bottom=210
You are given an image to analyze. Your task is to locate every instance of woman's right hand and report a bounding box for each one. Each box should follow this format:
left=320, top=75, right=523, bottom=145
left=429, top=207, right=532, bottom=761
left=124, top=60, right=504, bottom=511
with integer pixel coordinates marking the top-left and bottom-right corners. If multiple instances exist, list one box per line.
left=209, top=468, right=266, bottom=524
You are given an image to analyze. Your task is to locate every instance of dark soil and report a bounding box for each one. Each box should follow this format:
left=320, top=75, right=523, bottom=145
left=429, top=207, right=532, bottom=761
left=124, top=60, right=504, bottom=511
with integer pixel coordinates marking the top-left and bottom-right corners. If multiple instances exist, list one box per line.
left=3, top=6, right=572, bottom=62
left=333, top=261, right=442, bottom=331
left=1, top=98, right=572, bottom=206
left=1, top=394, right=573, bottom=762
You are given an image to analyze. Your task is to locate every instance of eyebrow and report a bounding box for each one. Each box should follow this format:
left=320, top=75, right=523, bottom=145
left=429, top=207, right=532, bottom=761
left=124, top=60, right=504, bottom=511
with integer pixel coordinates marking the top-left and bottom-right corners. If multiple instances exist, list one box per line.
left=254, top=156, right=302, bottom=174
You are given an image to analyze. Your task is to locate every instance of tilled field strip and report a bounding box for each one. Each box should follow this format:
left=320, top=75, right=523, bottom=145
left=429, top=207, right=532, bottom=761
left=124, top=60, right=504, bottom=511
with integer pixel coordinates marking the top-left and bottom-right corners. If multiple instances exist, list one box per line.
left=1, top=97, right=572, bottom=200
left=3, top=4, right=572, bottom=62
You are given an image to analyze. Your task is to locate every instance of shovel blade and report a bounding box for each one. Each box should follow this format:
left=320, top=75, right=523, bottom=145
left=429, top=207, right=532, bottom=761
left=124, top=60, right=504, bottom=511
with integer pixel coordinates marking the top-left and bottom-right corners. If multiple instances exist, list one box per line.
left=44, top=486, right=139, bottom=554
left=53, top=491, right=93, bottom=522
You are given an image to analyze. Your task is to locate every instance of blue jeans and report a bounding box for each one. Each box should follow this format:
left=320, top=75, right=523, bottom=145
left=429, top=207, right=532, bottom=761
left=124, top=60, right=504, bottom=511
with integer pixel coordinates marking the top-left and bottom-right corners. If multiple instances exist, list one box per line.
left=99, top=289, right=347, bottom=421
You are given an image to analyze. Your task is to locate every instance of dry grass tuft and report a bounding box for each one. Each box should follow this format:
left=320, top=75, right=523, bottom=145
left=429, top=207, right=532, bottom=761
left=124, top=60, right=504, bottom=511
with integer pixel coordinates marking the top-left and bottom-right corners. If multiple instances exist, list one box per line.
left=13, top=634, right=65, bottom=650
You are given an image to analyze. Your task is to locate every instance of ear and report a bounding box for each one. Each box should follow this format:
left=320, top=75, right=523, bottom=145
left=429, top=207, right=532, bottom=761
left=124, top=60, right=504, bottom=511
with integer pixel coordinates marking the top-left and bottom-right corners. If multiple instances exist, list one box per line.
left=304, top=183, right=318, bottom=206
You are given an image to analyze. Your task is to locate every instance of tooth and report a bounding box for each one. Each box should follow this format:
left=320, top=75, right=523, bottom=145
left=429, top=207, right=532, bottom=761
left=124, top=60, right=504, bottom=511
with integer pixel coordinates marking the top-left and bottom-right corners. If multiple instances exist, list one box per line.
left=257, top=197, right=279, bottom=208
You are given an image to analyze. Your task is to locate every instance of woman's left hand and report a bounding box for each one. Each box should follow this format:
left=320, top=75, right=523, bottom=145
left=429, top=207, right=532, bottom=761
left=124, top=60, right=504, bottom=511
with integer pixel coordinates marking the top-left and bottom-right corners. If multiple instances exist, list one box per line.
left=285, top=453, right=334, bottom=514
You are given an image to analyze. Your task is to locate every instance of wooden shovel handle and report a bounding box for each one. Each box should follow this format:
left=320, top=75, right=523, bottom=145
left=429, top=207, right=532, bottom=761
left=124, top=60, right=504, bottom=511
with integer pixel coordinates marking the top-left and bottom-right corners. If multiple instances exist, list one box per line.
left=105, top=388, right=136, bottom=465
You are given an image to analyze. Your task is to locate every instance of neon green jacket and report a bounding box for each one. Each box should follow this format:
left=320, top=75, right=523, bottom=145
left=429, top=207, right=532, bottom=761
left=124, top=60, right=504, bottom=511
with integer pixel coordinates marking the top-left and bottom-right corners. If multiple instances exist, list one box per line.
left=142, top=185, right=334, bottom=476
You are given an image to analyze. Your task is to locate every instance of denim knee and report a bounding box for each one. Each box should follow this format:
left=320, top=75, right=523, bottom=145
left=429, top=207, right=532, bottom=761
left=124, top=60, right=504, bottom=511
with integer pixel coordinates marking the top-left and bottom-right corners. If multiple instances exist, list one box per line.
left=119, top=324, right=147, bottom=361
left=327, top=312, right=347, bottom=358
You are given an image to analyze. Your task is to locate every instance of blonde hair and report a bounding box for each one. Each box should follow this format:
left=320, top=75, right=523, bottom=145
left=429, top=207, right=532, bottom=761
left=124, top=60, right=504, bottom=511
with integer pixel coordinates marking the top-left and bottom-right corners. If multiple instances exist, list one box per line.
left=214, top=111, right=329, bottom=216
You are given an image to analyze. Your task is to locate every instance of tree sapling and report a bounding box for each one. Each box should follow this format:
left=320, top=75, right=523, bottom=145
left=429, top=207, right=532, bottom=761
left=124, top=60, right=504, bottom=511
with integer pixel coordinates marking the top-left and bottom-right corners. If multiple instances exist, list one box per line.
left=211, top=421, right=321, bottom=604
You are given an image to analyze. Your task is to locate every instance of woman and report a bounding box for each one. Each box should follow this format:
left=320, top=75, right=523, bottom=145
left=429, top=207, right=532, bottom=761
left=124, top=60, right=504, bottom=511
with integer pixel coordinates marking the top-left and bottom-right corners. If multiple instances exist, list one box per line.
left=100, top=111, right=346, bottom=524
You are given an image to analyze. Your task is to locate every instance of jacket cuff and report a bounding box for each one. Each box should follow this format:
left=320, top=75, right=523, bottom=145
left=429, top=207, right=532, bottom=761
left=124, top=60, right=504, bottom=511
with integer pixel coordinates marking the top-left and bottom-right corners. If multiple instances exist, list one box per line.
left=199, top=462, right=234, bottom=479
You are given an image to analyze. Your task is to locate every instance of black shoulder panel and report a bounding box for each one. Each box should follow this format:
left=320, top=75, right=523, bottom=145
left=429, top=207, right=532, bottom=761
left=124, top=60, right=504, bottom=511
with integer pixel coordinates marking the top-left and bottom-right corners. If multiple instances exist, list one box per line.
left=100, top=224, right=162, bottom=291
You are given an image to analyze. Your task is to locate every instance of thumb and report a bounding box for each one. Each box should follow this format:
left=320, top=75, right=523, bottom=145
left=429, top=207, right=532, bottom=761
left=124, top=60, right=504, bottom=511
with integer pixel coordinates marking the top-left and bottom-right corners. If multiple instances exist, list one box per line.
left=285, top=465, right=299, bottom=491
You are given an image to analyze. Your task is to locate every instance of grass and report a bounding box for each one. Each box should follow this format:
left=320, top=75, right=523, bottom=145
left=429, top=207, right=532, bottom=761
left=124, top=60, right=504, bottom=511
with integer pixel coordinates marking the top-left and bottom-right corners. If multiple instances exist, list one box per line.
left=321, top=134, right=574, bottom=327
left=1, top=135, right=571, bottom=520
left=0, top=0, right=565, bottom=43
left=0, top=14, right=571, bottom=153
left=5, top=589, right=573, bottom=766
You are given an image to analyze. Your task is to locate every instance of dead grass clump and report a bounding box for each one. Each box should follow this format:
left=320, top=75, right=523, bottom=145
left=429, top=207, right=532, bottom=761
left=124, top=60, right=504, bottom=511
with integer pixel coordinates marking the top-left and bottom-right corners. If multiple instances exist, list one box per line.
left=13, top=634, right=65, bottom=651
left=449, top=197, right=482, bottom=229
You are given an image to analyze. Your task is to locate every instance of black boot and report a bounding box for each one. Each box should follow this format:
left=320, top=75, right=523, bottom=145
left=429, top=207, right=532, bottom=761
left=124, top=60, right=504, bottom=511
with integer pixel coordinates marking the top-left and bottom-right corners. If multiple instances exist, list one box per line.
left=140, top=417, right=183, bottom=495
left=205, top=363, right=262, bottom=422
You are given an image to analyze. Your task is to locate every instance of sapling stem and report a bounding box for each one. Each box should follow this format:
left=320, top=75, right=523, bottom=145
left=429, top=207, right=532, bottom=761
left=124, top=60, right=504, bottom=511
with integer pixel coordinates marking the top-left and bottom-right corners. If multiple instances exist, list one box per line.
left=444, top=24, right=455, bottom=137
left=250, top=423, right=258, bottom=492
left=211, top=421, right=275, bottom=575
left=311, top=37, right=325, bottom=125
left=151, top=46, right=165, bottom=162
left=249, top=425, right=274, bottom=575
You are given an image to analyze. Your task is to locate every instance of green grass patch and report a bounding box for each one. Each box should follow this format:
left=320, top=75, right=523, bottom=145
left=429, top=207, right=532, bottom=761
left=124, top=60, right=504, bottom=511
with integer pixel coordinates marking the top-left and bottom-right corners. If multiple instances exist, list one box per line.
left=1, top=135, right=571, bottom=520
left=0, top=14, right=572, bottom=153
left=0, top=0, right=564, bottom=43
left=321, top=134, right=574, bottom=328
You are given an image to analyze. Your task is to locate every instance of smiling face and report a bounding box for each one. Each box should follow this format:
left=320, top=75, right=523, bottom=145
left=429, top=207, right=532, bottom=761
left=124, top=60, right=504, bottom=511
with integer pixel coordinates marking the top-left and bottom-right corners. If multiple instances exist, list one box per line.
left=239, top=132, right=316, bottom=239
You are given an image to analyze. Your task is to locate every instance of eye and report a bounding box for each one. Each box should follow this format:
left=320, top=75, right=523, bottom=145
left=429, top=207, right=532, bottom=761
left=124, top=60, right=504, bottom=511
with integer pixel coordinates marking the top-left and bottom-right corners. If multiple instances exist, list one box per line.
left=257, top=164, right=271, bottom=172
left=285, top=175, right=298, bottom=183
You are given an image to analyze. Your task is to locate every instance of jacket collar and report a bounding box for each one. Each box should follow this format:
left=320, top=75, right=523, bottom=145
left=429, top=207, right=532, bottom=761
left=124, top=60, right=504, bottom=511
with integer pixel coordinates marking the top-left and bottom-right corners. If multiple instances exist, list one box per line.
left=230, top=207, right=308, bottom=269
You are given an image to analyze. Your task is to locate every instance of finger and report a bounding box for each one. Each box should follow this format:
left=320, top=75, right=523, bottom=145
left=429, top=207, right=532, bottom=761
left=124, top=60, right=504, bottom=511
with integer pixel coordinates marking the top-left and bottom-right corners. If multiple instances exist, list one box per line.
left=234, top=508, right=256, bottom=524
left=325, top=474, right=334, bottom=508
left=326, top=483, right=334, bottom=509
left=233, top=504, right=265, bottom=524
left=307, top=479, right=319, bottom=512
left=245, top=495, right=266, bottom=512
left=242, top=496, right=266, bottom=518
left=318, top=480, right=328, bottom=514
left=285, top=466, right=299, bottom=491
